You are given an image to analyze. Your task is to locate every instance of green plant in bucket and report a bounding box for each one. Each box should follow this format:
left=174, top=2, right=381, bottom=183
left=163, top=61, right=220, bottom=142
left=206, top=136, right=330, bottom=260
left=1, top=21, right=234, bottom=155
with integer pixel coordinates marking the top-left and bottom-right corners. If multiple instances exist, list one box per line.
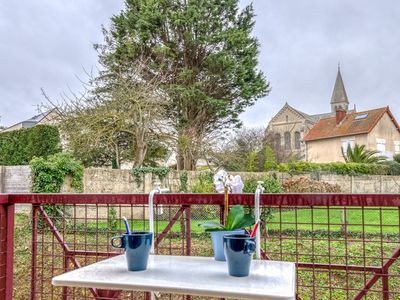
left=198, top=205, right=255, bottom=232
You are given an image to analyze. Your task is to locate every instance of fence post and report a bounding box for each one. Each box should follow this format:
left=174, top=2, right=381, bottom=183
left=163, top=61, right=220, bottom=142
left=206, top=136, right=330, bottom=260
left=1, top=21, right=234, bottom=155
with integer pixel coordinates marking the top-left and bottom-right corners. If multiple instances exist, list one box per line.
left=184, top=205, right=191, bottom=256
left=0, top=197, right=14, bottom=300
left=30, top=205, right=38, bottom=300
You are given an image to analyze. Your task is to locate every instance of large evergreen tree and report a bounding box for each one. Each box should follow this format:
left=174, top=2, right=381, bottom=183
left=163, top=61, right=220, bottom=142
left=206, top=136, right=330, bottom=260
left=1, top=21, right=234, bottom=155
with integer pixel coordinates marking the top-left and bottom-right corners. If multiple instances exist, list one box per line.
left=98, top=0, right=269, bottom=170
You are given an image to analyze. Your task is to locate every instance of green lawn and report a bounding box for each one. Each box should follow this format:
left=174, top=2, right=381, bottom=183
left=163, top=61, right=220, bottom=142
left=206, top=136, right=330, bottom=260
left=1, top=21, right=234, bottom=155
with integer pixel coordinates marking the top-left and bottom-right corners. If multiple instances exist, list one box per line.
left=73, top=206, right=400, bottom=235
left=268, top=207, right=400, bottom=234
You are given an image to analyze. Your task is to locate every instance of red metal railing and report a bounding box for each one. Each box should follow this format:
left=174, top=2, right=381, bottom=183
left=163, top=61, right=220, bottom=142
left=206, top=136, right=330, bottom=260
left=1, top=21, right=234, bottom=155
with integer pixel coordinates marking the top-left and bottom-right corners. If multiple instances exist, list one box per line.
left=0, top=195, right=13, bottom=300
left=1, top=193, right=400, bottom=299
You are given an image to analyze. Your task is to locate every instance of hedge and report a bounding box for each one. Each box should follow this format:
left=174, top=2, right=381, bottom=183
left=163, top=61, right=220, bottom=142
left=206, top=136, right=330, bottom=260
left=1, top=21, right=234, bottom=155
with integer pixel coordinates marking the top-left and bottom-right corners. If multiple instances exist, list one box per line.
left=278, top=161, right=393, bottom=176
left=0, top=125, right=61, bottom=165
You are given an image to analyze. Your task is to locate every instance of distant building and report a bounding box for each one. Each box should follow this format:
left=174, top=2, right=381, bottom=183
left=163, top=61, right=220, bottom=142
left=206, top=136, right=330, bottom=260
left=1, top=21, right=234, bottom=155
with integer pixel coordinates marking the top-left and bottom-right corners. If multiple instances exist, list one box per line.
left=1, top=109, right=60, bottom=133
left=304, top=106, right=400, bottom=162
left=266, top=67, right=355, bottom=160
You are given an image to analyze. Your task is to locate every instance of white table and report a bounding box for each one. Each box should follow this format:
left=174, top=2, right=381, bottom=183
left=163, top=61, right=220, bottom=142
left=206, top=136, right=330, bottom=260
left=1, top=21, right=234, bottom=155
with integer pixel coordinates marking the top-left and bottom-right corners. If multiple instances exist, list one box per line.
left=52, top=255, right=296, bottom=300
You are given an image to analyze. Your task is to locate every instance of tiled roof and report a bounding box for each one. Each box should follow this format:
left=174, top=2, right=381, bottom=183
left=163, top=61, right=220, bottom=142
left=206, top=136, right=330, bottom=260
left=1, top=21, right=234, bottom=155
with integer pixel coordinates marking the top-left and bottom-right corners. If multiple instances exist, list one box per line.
left=304, top=107, right=400, bottom=141
left=309, top=109, right=356, bottom=122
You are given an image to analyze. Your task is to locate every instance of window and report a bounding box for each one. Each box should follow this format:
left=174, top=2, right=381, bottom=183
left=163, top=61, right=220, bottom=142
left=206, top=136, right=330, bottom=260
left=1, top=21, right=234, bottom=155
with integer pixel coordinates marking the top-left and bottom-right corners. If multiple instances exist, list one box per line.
left=284, top=132, right=291, bottom=150
left=394, top=141, right=400, bottom=154
left=341, top=137, right=355, bottom=152
left=354, top=113, right=368, bottom=120
left=274, top=133, right=281, bottom=150
left=294, top=131, right=301, bottom=149
left=376, top=138, right=386, bottom=153
left=285, top=115, right=289, bottom=123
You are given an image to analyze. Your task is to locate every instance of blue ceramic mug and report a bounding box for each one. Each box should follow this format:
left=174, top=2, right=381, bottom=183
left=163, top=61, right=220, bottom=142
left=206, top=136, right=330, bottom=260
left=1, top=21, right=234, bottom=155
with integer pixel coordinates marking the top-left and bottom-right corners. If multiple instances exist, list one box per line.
left=223, top=234, right=256, bottom=277
left=111, top=231, right=153, bottom=271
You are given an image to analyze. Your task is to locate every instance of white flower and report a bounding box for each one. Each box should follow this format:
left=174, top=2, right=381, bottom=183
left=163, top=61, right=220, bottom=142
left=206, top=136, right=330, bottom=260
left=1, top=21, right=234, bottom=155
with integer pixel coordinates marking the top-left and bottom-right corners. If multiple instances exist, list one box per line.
left=231, top=175, right=244, bottom=194
left=213, top=170, right=243, bottom=194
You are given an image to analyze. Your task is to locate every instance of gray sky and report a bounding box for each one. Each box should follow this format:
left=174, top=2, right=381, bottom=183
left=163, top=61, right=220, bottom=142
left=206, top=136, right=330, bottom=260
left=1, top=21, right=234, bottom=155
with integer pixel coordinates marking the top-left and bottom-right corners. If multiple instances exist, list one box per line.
left=1, top=1, right=400, bottom=128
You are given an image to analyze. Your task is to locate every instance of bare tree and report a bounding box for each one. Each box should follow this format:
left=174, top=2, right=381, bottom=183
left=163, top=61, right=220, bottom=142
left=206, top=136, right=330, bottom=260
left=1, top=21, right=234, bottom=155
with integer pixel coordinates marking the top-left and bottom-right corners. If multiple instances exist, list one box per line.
left=211, top=127, right=266, bottom=171
left=43, top=62, right=170, bottom=168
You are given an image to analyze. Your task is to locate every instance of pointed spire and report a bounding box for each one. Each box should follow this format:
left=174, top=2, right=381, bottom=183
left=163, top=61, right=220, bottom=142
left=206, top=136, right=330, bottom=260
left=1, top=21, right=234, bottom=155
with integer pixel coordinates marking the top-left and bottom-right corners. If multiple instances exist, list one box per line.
left=330, top=65, right=349, bottom=112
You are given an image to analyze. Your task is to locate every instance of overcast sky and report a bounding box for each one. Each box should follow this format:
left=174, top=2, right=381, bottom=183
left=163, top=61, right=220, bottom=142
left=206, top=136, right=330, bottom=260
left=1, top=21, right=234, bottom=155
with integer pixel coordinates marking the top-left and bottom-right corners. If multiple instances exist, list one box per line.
left=1, top=1, right=400, bottom=128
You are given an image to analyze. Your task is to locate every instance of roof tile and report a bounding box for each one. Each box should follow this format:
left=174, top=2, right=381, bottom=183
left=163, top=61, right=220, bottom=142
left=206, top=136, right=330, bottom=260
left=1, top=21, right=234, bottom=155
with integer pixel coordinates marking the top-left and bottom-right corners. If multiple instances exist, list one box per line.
left=304, top=107, right=399, bottom=141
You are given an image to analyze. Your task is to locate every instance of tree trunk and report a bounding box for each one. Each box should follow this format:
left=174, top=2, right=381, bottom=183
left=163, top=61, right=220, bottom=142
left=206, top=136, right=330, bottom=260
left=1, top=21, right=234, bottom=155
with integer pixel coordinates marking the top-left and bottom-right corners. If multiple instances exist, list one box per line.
left=183, top=149, right=196, bottom=171
left=114, top=143, right=120, bottom=169
left=133, top=133, right=147, bottom=167
left=134, top=144, right=147, bottom=167
left=177, top=128, right=200, bottom=171
left=177, top=152, right=184, bottom=171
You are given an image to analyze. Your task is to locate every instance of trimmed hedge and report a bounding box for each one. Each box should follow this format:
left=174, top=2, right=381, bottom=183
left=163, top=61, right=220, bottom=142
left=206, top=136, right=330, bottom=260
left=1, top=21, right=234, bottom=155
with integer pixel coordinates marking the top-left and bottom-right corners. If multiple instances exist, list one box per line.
left=278, top=161, right=391, bottom=176
left=0, top=125, right=60, bottom=165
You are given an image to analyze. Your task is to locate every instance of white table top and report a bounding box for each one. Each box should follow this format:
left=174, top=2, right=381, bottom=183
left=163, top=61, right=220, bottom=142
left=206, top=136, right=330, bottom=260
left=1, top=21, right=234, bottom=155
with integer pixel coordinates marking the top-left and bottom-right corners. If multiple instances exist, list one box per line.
left=52, top=254, right=296, bottom=300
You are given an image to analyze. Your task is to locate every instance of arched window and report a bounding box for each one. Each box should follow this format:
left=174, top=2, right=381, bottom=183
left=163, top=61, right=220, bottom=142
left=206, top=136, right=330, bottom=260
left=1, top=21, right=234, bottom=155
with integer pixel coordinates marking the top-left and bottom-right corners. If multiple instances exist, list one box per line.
left=284, top=132, right=291, bottom=150
left=294, top=131, right=301, bottom=149
left=275, top=133, right=281, bottom=150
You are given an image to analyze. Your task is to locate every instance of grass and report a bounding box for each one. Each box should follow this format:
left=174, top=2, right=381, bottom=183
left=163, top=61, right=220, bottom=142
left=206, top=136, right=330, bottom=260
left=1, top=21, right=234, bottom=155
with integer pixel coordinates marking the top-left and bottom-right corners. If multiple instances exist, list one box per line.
left=80, top=206, right=400, bottom=236
left=268, top=207, right=400, bottom=234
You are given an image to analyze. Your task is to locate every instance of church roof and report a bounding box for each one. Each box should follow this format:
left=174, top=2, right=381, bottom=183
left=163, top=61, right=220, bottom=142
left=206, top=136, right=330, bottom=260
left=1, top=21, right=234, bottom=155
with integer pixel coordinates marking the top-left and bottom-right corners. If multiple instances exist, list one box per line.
left=304, top=107, right=400, bottom=142
left=330, top=67, right=349, bottom=105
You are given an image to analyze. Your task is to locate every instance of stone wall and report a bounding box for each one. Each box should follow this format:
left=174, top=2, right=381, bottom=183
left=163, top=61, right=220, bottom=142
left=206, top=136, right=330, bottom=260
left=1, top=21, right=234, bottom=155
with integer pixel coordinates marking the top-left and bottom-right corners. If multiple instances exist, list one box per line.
left=2, top=165, right=400, bottom=194
left=0, top=165, right=31, bottom=193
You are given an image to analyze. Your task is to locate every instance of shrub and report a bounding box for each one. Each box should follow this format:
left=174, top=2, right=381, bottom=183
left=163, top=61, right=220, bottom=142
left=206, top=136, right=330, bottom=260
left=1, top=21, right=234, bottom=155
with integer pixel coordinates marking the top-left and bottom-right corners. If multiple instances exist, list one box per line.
left=394, top=154, right=400, bottom=164
left=30, top=152, right=84, bottom=193
left=179, top=171, right=188, bottom=192
left=191, top=172, right=215, bottom=193
left=263, top=146, right=278, bottom=171
left=243, top=175, right=282, bottom=193
left=0, top=125, right=60, bottom=165
left=278, top=161, right=389, bottom=176
left=131, top=166, right=170, bottom=184
left=263, top=175, right=283, bottom=193
left=30, top=152, right=84, bottom=228
left=282, top=177, right=341, bottom=193
left=245, top=151, right=258, bottom=172
left=380, top=160, right=400, bottom=175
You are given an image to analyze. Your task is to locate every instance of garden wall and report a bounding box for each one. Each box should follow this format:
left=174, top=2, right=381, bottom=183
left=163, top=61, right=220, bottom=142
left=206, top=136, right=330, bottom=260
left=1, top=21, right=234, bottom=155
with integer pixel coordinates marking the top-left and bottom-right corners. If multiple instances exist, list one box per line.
left=0, top=165, right=31, bottom=193
left=2, top=166, right=400, bottom=194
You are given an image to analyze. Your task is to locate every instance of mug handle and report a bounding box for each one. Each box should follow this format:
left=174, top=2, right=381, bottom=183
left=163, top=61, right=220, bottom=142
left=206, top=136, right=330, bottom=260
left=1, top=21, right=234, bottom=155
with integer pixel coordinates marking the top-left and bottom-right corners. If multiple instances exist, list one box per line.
left=111, top=236, right=125, bottom=249
left=244, top=240, right=256, bottom=255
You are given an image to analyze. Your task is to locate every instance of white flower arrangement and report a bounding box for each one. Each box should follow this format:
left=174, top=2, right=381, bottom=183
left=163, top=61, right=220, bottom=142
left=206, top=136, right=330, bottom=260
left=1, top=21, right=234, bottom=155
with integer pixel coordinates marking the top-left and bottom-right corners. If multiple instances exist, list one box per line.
left=213, top=169, right=244, bottom=225
left=213, top=169, right=244, bottom=194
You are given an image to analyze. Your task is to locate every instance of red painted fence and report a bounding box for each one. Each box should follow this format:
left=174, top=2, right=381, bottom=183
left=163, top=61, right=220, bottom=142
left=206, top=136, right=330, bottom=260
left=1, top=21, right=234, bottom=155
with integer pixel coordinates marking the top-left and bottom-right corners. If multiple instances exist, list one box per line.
left=0, top=193, right=399, bottom=299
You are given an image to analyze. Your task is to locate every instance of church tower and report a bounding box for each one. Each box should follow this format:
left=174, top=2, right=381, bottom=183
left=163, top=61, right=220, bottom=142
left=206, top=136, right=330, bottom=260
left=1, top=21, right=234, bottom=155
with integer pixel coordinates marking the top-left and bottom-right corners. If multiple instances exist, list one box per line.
left=330, top=65, right=349, bottom=112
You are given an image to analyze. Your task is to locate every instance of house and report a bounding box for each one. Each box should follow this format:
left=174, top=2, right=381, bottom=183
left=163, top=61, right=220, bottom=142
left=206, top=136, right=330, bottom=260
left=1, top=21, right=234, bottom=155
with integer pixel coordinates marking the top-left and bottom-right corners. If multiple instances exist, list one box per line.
left=266, top=66, right=355, bottom=160
left=304, top=107, right=400, bottom=162
left=1, top=108, right=60, bottom=133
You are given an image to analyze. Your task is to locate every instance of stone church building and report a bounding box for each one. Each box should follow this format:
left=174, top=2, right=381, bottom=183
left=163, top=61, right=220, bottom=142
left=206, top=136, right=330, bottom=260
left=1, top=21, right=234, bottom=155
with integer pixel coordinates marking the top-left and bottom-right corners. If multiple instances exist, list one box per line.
left=265, top=67, right=355, bottom=160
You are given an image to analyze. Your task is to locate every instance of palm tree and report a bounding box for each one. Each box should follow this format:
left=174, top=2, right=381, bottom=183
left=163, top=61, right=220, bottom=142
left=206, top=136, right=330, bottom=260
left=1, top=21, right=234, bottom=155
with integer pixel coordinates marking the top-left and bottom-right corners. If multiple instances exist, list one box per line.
left=342, top=144, right=387, bottom=164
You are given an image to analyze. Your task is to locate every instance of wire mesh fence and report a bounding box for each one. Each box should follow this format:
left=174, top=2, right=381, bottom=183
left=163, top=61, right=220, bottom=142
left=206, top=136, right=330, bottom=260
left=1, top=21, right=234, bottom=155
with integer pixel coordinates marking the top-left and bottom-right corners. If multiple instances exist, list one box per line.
left=6, top=194, right=400, bottom=299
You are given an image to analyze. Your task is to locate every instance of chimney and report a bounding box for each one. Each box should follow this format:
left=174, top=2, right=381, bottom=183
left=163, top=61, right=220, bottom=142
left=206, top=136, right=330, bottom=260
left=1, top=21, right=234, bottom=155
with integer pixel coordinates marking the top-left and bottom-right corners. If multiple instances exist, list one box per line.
left=336, top=108, right=346, bottom=125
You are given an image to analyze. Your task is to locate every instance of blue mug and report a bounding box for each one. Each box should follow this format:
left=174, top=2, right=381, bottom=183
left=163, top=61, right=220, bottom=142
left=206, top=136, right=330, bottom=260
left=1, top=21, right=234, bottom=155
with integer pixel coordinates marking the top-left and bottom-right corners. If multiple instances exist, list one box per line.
left=223, top=234, right=256, bottom=277
left=111, top=231, right=153, bottom=271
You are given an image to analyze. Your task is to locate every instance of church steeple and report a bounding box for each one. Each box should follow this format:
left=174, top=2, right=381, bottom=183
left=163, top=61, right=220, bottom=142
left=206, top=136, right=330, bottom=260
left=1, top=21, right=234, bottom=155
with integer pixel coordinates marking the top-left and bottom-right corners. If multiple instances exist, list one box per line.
left=330, top=64, right=349, bottom=112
